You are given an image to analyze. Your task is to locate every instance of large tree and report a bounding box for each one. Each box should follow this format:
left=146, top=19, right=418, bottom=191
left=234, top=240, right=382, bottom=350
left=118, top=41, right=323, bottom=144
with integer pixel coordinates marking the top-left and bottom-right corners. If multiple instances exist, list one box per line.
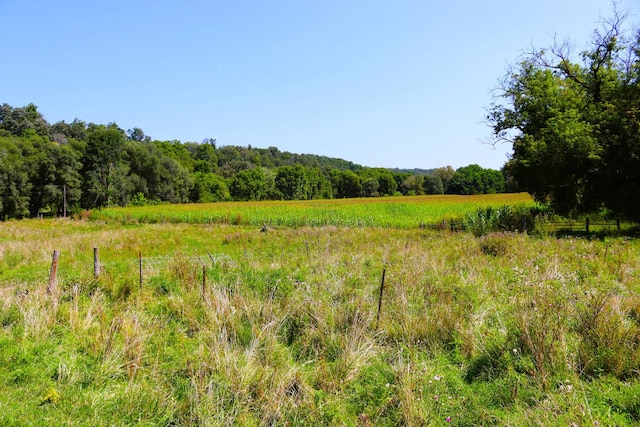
left=331, top=170, right=362, bottom=198
left=422, top=174, right=444, bottom=194
left=359, top=168, right=398, bottom=196
left=0, top=135, right=31, bottom=218
left=488, top=11, right=640, bottom=220
left=229, top=168, right=269, bottom=201
left=81, top=123, right=127, bottom=208
left=275, top=164, right=310, bottom=200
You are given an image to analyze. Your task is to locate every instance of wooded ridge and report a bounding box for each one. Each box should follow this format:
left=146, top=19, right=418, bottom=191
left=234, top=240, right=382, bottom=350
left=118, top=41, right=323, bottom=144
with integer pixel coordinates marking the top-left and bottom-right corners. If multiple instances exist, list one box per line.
left=0, top=103, right=505, bottom=219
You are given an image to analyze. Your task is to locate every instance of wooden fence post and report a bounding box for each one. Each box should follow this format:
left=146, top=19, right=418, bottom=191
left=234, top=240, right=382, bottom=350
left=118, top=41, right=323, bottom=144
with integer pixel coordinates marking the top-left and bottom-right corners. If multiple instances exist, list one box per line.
left=585, top=217, right=590, bottom=235
left=206, top=250, right=217, bottom=267
left=48, top=250, right=60, bottom=294
left=375, top=269, right=387, bottom=330
left=139, top=251, right=143, bottom=289
left=93, top=247, right=100, bottom=279
left=202, top=265, right=207, bottom=299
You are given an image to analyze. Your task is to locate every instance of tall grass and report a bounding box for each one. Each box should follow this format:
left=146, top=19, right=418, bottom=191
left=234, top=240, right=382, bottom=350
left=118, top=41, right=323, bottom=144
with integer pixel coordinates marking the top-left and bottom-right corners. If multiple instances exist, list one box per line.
left=1, top=218, right=639, bottom=425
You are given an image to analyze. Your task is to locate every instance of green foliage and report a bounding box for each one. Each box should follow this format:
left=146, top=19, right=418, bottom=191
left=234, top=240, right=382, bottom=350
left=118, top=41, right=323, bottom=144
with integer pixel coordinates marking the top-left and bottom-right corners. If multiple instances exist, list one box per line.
left=345, top=361, right=400, bottom=425
left=489, top=13, right=640, bottom=221
left=0, top=101, right=514, bottom=219
left=229, top=168, right=269, bottom=201
left=573, top=292, right=640, bottom=378
left=401, top=174, right=424, bottom=195
left=81, top=124, right=127, bottom=208
left=129, top=192, right=149, bottom=207
left=588, top=377, right=640, bottom=423
left=464, top=204, right=548, bottom=236
left=0, top=103, right=50, bottom=139
left=447, top=164, right=505, bottom=195
left=190, top=172, right=229, bottom=202
left=433, top=165, right=456, bottom=191
left=51, top=118, right=88, bottom=142
left=358, top=168, right=398, bottom=197
left=331, top=169, right=362, bottom=198
left=192, top=142, right=218, bottom=173
left=126, top=127, right=148, bottom=142
left=422, top=174, right=444, bottom=194
left=0, top=136, right=32, bottom=218
left=93, top=194, right=534, bottom=228
left=275, top=164, right=311, bottom=200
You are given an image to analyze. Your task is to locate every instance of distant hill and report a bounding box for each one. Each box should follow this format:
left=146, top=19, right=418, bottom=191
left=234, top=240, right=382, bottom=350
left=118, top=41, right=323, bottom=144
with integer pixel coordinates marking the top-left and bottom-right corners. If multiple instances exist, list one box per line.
left=215, top=145, right=366, bottom=174
left=388, top=167, right=436, bottom=175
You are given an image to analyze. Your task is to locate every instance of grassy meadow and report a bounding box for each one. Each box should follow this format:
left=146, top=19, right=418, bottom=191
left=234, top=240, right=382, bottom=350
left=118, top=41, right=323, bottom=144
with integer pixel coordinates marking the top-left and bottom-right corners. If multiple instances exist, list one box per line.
left=1, top=195, right=640, bottom=426
left=90, top=193, right=534, bottom=228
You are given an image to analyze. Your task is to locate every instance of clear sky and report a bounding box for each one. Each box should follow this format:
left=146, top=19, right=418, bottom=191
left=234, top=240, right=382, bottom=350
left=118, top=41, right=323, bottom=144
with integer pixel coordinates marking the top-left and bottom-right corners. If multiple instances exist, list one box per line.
left=1, top=0, right=637, bottom=170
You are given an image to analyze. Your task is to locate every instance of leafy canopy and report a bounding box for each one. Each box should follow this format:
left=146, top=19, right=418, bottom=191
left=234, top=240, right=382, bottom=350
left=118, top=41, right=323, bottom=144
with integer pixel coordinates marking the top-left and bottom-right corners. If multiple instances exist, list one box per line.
left=488, top=9, right=640, bottom=220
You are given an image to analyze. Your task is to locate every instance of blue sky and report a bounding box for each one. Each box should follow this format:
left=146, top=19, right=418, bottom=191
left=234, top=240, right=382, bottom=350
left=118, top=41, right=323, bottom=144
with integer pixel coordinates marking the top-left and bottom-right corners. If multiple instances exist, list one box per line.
left=1, top=1, right=637, bottom=170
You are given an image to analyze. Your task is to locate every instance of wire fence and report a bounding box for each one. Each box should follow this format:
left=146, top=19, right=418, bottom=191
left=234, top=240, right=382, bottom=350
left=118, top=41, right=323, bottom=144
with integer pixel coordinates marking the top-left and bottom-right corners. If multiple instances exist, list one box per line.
left=1, top=251, right=236, bottom=293
left=545, top=218, right=625, bottom=234
left=127, top=254, right=235, bottom=276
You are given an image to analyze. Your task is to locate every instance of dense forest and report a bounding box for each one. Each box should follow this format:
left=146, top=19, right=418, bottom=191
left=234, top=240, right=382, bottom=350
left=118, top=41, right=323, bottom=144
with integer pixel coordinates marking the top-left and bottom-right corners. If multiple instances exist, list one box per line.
left=0, top=103, right=506, bottom=219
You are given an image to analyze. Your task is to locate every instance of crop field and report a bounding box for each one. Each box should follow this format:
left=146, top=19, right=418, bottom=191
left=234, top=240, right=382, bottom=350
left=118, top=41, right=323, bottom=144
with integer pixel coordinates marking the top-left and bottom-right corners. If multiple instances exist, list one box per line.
left=91, top=193, right=534, bottom=228
left=1, top=196, right=640, bottom=426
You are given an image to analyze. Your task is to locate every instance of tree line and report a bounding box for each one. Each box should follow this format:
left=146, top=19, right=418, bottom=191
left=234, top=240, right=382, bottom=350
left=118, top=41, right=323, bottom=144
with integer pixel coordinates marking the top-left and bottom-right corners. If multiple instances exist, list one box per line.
left=0, top=103, right=505, bottom=219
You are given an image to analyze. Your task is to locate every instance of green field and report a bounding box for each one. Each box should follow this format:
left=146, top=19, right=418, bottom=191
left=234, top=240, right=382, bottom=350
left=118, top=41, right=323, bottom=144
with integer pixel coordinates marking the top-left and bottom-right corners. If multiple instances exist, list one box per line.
left=91, top=193, right=534, bottom=228
left=1, top=195, right=639, bottom=426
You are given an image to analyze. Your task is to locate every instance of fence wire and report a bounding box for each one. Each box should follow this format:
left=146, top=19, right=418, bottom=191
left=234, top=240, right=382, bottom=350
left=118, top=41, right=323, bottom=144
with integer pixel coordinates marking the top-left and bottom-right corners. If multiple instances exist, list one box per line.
left=90, top=253, right=235, bottom=279
left=131, top=253, right=235, bottom=276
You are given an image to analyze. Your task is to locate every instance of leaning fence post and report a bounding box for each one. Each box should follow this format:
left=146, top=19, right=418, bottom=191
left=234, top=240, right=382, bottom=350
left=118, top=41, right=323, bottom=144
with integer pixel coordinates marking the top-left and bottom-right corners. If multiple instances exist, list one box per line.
left=48, top=250, right=60, bottom=294
left=202, top=265, right=207, bottom=299
left=375, top=269, right=387, bottom=330
left=206, top=250, right=217, bottom=267
left=139, top=251, right=143, bottom=289
left=93, top=247, right=100, bottom=279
